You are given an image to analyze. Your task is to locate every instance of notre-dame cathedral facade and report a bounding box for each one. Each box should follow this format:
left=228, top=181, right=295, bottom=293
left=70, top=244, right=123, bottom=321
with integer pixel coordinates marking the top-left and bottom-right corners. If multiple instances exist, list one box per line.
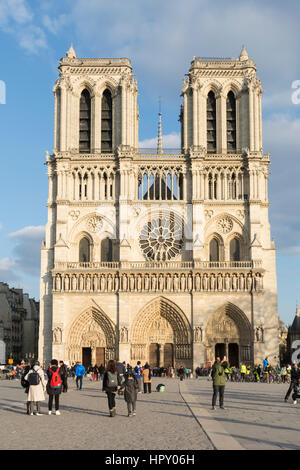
left=38, top=45, right=280, bottom=369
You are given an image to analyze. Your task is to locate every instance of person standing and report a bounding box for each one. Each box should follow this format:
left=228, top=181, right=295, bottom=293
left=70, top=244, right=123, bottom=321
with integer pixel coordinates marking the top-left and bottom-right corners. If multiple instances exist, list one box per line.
left=178, top=365, right=185, bottom=381
left=59, top=361, right=68, bottom=393
left=211, top=356, right=228, bottom=410
left=98, top=364, right=105, bottom=380
left=285, top=363, right=300, bottom=402
left=25, top=361, right=46, bottom=416
left=240, top=363, right=246, bottom=382
left=93, top=364, right=99, bottom=381
left=134, top=361, right=143, bottom=393
left=102, top=360, right=122, bottom=417
left=142, top=363, right=152, bottom=393
left=47, top=359, right=64, bottom=415
left=75, top=361, right=86, bottom=390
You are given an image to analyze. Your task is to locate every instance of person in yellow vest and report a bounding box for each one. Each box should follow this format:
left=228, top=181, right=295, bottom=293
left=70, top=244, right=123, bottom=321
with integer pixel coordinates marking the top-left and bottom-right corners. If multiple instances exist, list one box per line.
left=240, top=363, right=247, bottom=382
left=246, top=365, right=251, bottom=382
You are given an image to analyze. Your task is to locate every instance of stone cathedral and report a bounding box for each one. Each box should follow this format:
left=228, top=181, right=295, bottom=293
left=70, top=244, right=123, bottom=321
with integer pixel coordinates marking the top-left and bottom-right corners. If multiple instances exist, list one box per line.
left=39, top=45, right=280, bottom=369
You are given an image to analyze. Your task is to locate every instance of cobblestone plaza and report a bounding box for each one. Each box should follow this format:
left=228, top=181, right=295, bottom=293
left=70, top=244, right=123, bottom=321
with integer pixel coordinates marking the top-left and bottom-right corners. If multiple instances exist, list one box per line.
left=1, top=377, right=299, bottom=451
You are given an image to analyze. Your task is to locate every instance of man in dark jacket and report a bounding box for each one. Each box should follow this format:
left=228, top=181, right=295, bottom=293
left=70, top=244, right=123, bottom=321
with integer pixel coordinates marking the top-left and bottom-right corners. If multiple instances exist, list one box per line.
left=59, top=361, right=68, bottom=392
left=211, top=356, right=228, bottom=410
left=285, top=363, right=300, bottom=402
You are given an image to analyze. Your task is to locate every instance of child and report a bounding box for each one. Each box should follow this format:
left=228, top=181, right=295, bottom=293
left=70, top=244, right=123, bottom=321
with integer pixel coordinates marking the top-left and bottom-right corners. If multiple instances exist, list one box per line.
left=122, top=371, right=139, bottom=417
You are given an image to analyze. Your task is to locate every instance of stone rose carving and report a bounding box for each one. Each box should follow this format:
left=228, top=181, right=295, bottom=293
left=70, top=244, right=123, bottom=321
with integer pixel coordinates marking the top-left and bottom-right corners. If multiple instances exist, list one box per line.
left=217, top=216, right=233, bottom=234
left=87, top=216, right=103, bottom=233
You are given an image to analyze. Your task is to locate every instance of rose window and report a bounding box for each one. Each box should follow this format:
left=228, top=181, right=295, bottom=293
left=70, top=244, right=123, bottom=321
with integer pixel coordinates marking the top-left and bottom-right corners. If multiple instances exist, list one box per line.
left=139, top=216, right=183, bottom=261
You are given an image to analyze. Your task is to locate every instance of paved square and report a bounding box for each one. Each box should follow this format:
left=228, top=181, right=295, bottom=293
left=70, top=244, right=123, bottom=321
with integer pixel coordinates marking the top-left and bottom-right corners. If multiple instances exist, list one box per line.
left=1, top=377, right=299, bottom=450
left=180, top=378, right=300, bottom=450
left=0, top=377, right=213, bottom=450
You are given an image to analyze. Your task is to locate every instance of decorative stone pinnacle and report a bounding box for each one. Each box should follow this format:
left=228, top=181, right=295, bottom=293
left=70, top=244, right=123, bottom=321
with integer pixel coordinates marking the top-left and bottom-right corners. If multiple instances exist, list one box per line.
left=239, top=45, right=249, bottom=61
left=66, top=43, right=77, bottom=59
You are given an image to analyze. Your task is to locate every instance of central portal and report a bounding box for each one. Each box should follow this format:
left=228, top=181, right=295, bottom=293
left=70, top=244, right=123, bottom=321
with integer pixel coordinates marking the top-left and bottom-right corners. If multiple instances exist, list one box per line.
left=131, top=297, right=192, bottom=369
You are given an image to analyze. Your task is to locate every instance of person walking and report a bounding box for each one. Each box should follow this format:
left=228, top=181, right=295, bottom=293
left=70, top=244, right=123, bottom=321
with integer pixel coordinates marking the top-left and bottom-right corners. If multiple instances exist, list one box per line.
left=59, top=361, right=68, bottom=393
left=285, top=363, right=300, bottom=402
left=240, top=363, right=246, bottom=382
left=102, top=360, right=122, bottom=417
left=93, top=364, right=99, bottom=381
left=211, top=356, right=228, bottom=410
left=75, top=361, right=86, bottom=390
left=142, top=363, right=152, bottom=393
left=25, top=361, right=46, bottom=416
left=178, top=365, right=185, bottom=381
left=121, top=370, right=139, bottom=417
left=46, top=359, right=64, bottom=415
left=134, top=361, right=143, bottom=393
left=98, top=364, right=105, bottom=380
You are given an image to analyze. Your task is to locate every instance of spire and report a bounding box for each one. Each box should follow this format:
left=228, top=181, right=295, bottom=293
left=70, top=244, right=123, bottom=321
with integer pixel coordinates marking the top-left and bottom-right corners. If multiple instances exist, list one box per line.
left=239, top=45, right=249, bottom=61
left=66, top=43, right=77, bottom=59
left=157, top=97, right=163, bottom=155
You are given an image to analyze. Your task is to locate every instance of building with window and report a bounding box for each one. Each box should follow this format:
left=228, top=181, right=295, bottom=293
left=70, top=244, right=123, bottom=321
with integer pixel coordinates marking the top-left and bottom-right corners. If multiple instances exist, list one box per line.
left=0, top=282, right=39, bottom=363
left=39, top=45, right=280, bottom=369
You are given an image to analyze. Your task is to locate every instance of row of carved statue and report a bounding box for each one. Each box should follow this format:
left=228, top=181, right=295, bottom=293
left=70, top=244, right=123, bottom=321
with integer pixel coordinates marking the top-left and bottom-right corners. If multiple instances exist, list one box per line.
left=53, top=271, right=263, bottom=293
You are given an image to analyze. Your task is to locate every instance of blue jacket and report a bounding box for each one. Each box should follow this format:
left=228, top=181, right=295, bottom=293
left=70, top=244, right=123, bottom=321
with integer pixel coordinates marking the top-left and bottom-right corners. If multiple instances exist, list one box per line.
left=134, top=365, right=142, bottom=379
left=75, top=364, right=86, bottom=377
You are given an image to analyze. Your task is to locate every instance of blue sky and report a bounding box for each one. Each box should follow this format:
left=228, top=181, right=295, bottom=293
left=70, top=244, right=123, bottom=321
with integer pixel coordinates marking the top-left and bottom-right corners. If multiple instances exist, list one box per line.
left=0, top=0, right=299, bottom=326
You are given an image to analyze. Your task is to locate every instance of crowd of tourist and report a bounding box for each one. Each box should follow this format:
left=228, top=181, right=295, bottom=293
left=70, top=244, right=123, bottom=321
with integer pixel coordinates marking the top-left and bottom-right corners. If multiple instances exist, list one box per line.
left=3, top=354, right=300, bottom=418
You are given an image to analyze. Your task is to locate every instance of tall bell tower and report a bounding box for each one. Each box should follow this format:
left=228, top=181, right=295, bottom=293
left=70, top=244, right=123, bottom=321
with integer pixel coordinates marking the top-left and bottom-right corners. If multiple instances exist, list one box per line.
left=39, top=45, right=139, bottom=364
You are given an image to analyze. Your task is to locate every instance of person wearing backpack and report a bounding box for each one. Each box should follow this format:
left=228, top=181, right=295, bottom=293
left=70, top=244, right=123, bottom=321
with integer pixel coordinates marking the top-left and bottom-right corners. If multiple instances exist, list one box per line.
left=46, top=359, right=64, bottom=415
left=102, top=360, right=122, bottom=417
left=211, top=356, right=228, bottom=410
left=24, top=361, right=46, bottom=416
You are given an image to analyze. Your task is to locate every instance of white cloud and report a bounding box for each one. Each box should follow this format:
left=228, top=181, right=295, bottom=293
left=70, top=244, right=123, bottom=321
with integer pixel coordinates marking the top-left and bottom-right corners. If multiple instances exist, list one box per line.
left=0, top=257, right=20, bottom=282
left=42, top=13, right=68, bottom=35
left=9, top=225, right=45, bottom=240
left=139, top=132, right=180, bottom=150
left=8, top=225, right=45, bottom=276
left=0, top=0, right=33, bottom=26
left=263, top=114, right=300, bottom=150
left=0, top=0, right=47, bottom=53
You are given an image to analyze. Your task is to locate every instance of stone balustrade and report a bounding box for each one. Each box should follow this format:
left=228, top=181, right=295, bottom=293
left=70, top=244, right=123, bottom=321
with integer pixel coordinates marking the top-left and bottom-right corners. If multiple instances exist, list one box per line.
left=54, top=260, right=262, bottom=270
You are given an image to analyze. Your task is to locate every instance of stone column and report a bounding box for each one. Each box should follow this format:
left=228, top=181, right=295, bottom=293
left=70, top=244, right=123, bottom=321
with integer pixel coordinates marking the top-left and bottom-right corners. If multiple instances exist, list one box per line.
left=159, top=344, right=164, bottom=368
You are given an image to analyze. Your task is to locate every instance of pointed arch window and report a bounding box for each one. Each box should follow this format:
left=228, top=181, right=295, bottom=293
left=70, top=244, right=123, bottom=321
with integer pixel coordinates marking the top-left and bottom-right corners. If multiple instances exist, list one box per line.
left=101, top=237, right=113, bottom=262
left=207, top=91, right=216, bottom=153
left=209, top=238, right=219, bottom=262
left=101, top=89, right=112, bottom=152
left=230, top=238, right=240, bottom=261
left=79, top=89, right=91, bottom=153
left=79, top=237, right=91, bottom=263
left=226, top=91, right=236, bottom=153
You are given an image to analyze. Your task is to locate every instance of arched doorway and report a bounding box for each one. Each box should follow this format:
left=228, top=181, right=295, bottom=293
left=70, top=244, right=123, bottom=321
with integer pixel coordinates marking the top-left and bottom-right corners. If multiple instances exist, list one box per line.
left=131, top=297, right=192, bottom=369
left=66, top=308, right=116, bottom=368
left=205, top=303, right=252, bottom=366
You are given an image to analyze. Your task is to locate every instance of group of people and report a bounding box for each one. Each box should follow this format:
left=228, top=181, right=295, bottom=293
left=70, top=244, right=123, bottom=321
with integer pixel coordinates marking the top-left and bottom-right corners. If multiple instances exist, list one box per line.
left=20, top=356, right=300, bottom=417
left=209, top=356, right=300, bottom=410
left=20, top=358, right=155, bottom=418
left=195, top=359, right=294, bottom=384
left=22, top=359, right=68, bottom=415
